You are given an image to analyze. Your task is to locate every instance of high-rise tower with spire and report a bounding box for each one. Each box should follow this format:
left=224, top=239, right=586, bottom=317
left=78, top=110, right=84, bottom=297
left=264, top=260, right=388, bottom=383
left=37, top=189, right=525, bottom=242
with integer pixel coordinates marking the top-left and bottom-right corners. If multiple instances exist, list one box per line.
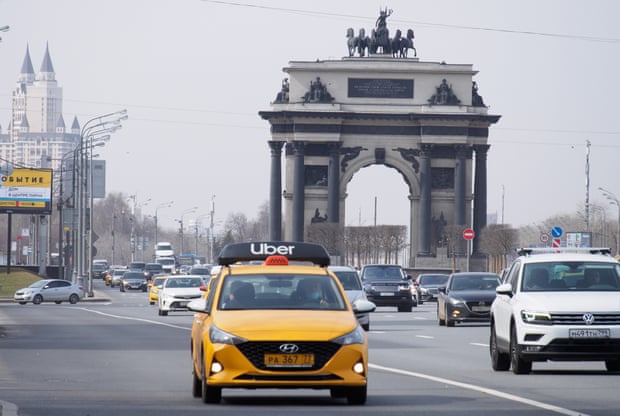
left=0, top=43, right=80, bottom=172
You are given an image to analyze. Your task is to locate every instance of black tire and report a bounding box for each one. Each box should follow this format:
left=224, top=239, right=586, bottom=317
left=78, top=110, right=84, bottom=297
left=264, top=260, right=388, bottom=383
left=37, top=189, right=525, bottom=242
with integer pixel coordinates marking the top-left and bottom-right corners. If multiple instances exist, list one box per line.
left=362, top=323, right=370, bottom=331
left=55, top=301, right=62, bottom=304
left=346, top=385, right=367, bottom=405
left=32, top=294, right=43, bottom=305
left=159, top=309, right=168, bottom=316
left=490, top=323, right=510, bottom=371
left=192, top=364, right=202, bottom=398
left=201, top=359, right=222, bottom=404
left=149, top=301, right=155, bottom=305
left=69, top=294, right=79, bottom=304
left=510, top=325, right=532, bottom=374
left=605, top=359, right=620, bottom=372
left=397, top=305, right=412, bottom=312
left=18, top=302, right=27, bottom=305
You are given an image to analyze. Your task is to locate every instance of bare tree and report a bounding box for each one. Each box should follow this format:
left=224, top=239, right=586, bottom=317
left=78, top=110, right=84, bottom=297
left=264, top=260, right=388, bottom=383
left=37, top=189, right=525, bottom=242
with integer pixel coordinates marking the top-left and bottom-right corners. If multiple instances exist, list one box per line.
left=479, top=224, right=519, bottom=273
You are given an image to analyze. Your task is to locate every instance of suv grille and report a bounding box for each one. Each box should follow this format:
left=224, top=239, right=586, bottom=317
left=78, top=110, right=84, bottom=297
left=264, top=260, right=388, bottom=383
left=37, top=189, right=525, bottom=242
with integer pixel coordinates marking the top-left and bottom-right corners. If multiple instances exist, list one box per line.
left=236, top=341, right=341, bottom=372
left=550, top=312, right=620, bottom=325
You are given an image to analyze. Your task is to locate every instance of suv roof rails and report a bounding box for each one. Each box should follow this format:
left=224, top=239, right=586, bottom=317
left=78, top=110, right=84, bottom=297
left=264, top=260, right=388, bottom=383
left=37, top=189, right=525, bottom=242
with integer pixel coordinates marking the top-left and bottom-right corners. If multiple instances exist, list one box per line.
left=516, top=247, right=612, bottom=257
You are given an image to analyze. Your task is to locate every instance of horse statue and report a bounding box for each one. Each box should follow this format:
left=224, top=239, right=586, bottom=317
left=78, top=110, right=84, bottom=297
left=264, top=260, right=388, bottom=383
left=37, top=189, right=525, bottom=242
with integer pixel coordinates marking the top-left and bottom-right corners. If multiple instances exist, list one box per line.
left=391, top=29, right=403, bottom=58
left=346, top=28, right=356, bottom=57
left=401, top=28, right=416, bottom=58
left=355, top=28, right=370, bottom=57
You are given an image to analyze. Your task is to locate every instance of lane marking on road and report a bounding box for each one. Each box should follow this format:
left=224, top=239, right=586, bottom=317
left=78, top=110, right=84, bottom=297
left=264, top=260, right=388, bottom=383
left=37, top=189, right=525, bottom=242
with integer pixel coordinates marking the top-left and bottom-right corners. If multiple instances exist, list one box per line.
left=470, top=342, right=488, bottom=347
left=369, top=363, right=588, bottom=416
left=416, top=335, right=434, bottom=339
left=73, top=307, right=192, bottom=331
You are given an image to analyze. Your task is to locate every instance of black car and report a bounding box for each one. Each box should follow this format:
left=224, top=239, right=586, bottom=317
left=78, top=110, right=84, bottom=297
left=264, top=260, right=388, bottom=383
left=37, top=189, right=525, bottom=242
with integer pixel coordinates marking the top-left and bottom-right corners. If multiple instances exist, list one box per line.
left=120, top=271, right=148, bottom=292
left=437, top=272, right=500, bottom=327
left=144, top=263, right=164, bottom=279
left=92, top=263, right=108, bottom=280
left=415, top=273, right=449, bottom=304
left=360, top=264, right=416, bottom=312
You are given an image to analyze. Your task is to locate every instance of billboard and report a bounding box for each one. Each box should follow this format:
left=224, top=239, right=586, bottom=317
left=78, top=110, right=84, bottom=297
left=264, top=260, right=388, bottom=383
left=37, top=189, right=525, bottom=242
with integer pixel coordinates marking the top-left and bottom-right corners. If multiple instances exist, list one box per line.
left=565, top=232, right=592, bottom=248
left=0, top=168, right=53, bottom=214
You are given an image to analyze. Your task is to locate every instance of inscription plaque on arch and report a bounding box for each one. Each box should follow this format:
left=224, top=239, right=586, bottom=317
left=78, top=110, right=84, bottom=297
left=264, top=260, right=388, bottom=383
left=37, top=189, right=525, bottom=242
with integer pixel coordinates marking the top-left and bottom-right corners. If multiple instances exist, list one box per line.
left=348, top=78, right=414, bottom=98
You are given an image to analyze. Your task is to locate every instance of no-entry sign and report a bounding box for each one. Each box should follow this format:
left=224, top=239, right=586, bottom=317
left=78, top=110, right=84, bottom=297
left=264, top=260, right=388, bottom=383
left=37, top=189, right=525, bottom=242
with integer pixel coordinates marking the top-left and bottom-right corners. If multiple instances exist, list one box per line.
left=463, top=228, right=475, bottom=240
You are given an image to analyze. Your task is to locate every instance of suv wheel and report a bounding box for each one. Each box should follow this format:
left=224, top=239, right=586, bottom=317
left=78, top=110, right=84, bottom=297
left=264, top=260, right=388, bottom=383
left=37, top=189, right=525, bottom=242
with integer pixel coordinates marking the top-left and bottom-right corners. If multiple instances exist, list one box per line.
left=490, top=323, right=510, bottom=371
left=397, top=304, right=412, bottom=312
left=510, top=325, right=532, bottom=374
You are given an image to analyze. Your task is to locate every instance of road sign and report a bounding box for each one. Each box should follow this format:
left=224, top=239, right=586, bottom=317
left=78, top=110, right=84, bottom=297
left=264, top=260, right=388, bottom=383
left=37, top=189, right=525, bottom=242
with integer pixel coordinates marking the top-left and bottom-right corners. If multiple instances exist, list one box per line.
left=463, top=228, right=475, bottom=240
left=551, top=226, right=563, bottom=238
left=540, top=233, right=550, bottom=243
left=552, top=238, right=561, bottom=248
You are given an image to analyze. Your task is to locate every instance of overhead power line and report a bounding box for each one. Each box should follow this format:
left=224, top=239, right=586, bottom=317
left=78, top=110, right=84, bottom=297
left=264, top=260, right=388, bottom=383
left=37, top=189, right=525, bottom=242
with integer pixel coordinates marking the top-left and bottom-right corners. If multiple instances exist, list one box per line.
left=200, top=0, right=620, bottom=44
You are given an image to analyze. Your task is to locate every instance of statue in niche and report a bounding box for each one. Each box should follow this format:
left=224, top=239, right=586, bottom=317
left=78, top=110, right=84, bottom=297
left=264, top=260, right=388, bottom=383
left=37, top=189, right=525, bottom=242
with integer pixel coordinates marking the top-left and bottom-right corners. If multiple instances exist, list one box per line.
left=433, top=212, right=448, bottom=247
left=471, top=81, right=486, bottom=107
left=274, top=78, right=289, bottom=103
left=428, top=79, right=461, bottom=105
left=301, top=77, right=334, bottom=103
left=311, top=208, right=328, bottom=223
left=340, top=146, right=367, bottom=172
left=393, top=147, right=420, bottom=173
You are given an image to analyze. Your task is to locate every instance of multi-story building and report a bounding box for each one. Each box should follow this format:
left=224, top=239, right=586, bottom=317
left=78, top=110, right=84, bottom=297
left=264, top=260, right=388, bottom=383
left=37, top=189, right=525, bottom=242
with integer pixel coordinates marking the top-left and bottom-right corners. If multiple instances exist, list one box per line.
left=0, top=43, right=81, bottom=174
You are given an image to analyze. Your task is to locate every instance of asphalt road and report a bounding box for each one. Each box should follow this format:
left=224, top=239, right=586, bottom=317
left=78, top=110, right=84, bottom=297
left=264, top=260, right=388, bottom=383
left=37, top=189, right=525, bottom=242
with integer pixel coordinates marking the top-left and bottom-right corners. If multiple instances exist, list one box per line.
left=1, top=279, right=619, bottom=416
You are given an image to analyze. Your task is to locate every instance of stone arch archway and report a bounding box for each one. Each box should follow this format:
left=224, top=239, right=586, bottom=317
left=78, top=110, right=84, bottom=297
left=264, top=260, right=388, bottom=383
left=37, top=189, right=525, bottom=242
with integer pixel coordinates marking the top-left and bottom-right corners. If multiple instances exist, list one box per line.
left=260, top=57, right=500, bottom=267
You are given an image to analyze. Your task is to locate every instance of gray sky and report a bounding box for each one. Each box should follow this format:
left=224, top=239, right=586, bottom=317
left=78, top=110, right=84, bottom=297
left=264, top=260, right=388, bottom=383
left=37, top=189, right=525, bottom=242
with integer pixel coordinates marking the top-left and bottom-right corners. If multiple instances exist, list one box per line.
left=1, top=0, right=619, bottom=234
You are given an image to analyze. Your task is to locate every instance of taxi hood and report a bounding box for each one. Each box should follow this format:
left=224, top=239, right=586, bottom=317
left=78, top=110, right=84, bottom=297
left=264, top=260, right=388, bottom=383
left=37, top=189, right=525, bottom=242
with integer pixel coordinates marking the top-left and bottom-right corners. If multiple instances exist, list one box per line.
left=214, top=310, right=359, bottom=341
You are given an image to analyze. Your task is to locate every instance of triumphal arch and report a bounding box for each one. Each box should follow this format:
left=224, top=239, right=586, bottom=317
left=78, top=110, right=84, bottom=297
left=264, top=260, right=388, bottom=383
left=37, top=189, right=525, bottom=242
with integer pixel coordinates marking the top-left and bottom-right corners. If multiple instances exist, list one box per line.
left=259, top=10, right=500, bottom=266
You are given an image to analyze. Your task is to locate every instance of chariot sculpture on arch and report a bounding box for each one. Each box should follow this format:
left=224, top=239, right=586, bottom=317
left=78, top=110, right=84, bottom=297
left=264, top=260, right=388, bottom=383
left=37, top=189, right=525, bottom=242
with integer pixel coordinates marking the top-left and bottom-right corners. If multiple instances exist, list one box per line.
left=345, top=8, right=416, bottom=58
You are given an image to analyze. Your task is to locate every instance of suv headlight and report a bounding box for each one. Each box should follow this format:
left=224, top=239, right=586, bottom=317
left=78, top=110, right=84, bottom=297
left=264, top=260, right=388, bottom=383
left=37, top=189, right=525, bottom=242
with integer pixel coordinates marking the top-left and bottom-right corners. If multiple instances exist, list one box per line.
left=209, top=325, right=247, bottom=345
left=521, top=310, right=552, bottom=325
left=331, top=326, right=365, bottom=345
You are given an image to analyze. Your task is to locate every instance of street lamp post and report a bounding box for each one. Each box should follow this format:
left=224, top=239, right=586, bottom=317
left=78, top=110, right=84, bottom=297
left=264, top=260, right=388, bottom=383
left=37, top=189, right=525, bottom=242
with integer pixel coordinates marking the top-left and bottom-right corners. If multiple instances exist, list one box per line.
left=127, top=195, right=151, bottom=262
left=74, top=109, right=127, bottom=295
left=599, top=187, right=620, bottom=256
left=176, top=207, right=198, bottom=254
left=154, top=201, right=174, bottom=248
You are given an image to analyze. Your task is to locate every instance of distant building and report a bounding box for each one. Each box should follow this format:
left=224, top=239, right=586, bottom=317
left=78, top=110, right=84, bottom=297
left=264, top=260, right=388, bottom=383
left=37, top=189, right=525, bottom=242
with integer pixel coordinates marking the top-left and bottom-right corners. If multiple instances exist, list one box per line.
left=0, top=43, right=80, bottom=173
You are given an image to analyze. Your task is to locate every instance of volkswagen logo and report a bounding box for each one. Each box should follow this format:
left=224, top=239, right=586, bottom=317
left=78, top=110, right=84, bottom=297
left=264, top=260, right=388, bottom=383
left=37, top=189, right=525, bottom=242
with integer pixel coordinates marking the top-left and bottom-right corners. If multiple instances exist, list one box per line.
left=582, top=313, right=595, bottom=325
left=279, top=343, right=300, bottom=353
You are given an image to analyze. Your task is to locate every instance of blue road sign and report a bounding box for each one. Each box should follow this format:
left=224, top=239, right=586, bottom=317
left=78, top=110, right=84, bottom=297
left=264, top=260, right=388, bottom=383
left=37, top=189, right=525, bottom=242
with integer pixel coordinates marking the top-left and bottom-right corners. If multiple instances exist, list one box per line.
left=551, top=226, right=563, bottom=238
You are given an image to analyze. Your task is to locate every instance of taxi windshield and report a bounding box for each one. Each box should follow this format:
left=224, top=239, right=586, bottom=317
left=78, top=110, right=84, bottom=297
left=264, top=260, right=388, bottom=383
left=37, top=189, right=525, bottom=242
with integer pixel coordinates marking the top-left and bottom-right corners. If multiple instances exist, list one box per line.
left=218, top=274, right=348, bottom=311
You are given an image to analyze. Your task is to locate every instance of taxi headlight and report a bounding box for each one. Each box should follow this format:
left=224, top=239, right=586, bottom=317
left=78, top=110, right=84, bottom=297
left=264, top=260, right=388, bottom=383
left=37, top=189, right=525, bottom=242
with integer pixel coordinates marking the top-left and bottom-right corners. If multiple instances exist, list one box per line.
left=521, top=310, right=552, bottom=325
left=331, top=326, right=365, bottom=345
left=209, top=325, right=247, bottom=345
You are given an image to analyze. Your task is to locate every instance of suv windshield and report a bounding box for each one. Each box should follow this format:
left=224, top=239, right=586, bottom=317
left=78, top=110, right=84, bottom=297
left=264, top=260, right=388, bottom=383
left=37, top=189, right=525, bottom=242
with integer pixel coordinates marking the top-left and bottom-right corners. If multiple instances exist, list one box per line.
left=362, top=266, right=404, bottom=280
left=522, top=261, right=620, bottom=292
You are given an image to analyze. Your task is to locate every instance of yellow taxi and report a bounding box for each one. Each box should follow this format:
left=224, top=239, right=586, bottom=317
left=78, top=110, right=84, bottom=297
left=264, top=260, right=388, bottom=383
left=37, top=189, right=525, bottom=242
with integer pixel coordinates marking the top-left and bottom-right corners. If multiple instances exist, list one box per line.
left=187, top=242, right=375, bottom=405
left=148, top=275, right=168, bottom=305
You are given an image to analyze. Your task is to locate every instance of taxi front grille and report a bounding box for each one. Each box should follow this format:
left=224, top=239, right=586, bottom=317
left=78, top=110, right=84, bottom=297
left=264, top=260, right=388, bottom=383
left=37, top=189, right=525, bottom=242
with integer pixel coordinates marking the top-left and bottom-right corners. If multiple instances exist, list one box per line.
left=236, top=341, right=341, bottom=372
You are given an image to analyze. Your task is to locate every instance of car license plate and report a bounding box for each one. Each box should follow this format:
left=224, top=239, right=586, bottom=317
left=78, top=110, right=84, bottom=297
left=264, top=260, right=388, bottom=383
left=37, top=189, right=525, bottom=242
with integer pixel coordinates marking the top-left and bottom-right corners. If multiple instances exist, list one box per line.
left=264, top=353, right=314, bottom=367
left=179, top=301, right=188, bottom=307
left=472, top=306, right=490, bottom=312
left=380, top=292, right=393, bottom=296
left=569, top=328, right=610, bottom=339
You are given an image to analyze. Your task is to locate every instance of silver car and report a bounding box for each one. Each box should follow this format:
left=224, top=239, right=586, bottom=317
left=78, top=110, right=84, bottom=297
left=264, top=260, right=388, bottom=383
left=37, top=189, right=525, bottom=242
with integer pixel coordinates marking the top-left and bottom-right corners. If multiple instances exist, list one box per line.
left=330, top=266, right=372, bottom=331
left=14, top=279, right=86, bottom=305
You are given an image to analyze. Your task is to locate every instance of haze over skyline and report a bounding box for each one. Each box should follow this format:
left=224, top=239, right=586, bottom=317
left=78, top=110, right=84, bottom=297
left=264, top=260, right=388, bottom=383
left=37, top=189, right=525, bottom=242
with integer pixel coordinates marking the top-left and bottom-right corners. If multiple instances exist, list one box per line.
left=1, top=0, right=619, bottom=235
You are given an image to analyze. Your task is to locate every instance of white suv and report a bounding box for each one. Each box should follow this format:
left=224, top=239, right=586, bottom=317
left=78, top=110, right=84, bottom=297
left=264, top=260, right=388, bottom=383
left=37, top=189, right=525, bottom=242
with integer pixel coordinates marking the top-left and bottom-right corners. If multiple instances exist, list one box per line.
left=490, top=248, right=620, bottom=374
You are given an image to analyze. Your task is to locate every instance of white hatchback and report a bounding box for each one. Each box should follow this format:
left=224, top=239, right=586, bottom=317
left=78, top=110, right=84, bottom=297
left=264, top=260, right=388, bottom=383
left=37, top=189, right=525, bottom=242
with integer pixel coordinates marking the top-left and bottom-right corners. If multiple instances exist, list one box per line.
left=490, top=248, right=620, bottom=374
